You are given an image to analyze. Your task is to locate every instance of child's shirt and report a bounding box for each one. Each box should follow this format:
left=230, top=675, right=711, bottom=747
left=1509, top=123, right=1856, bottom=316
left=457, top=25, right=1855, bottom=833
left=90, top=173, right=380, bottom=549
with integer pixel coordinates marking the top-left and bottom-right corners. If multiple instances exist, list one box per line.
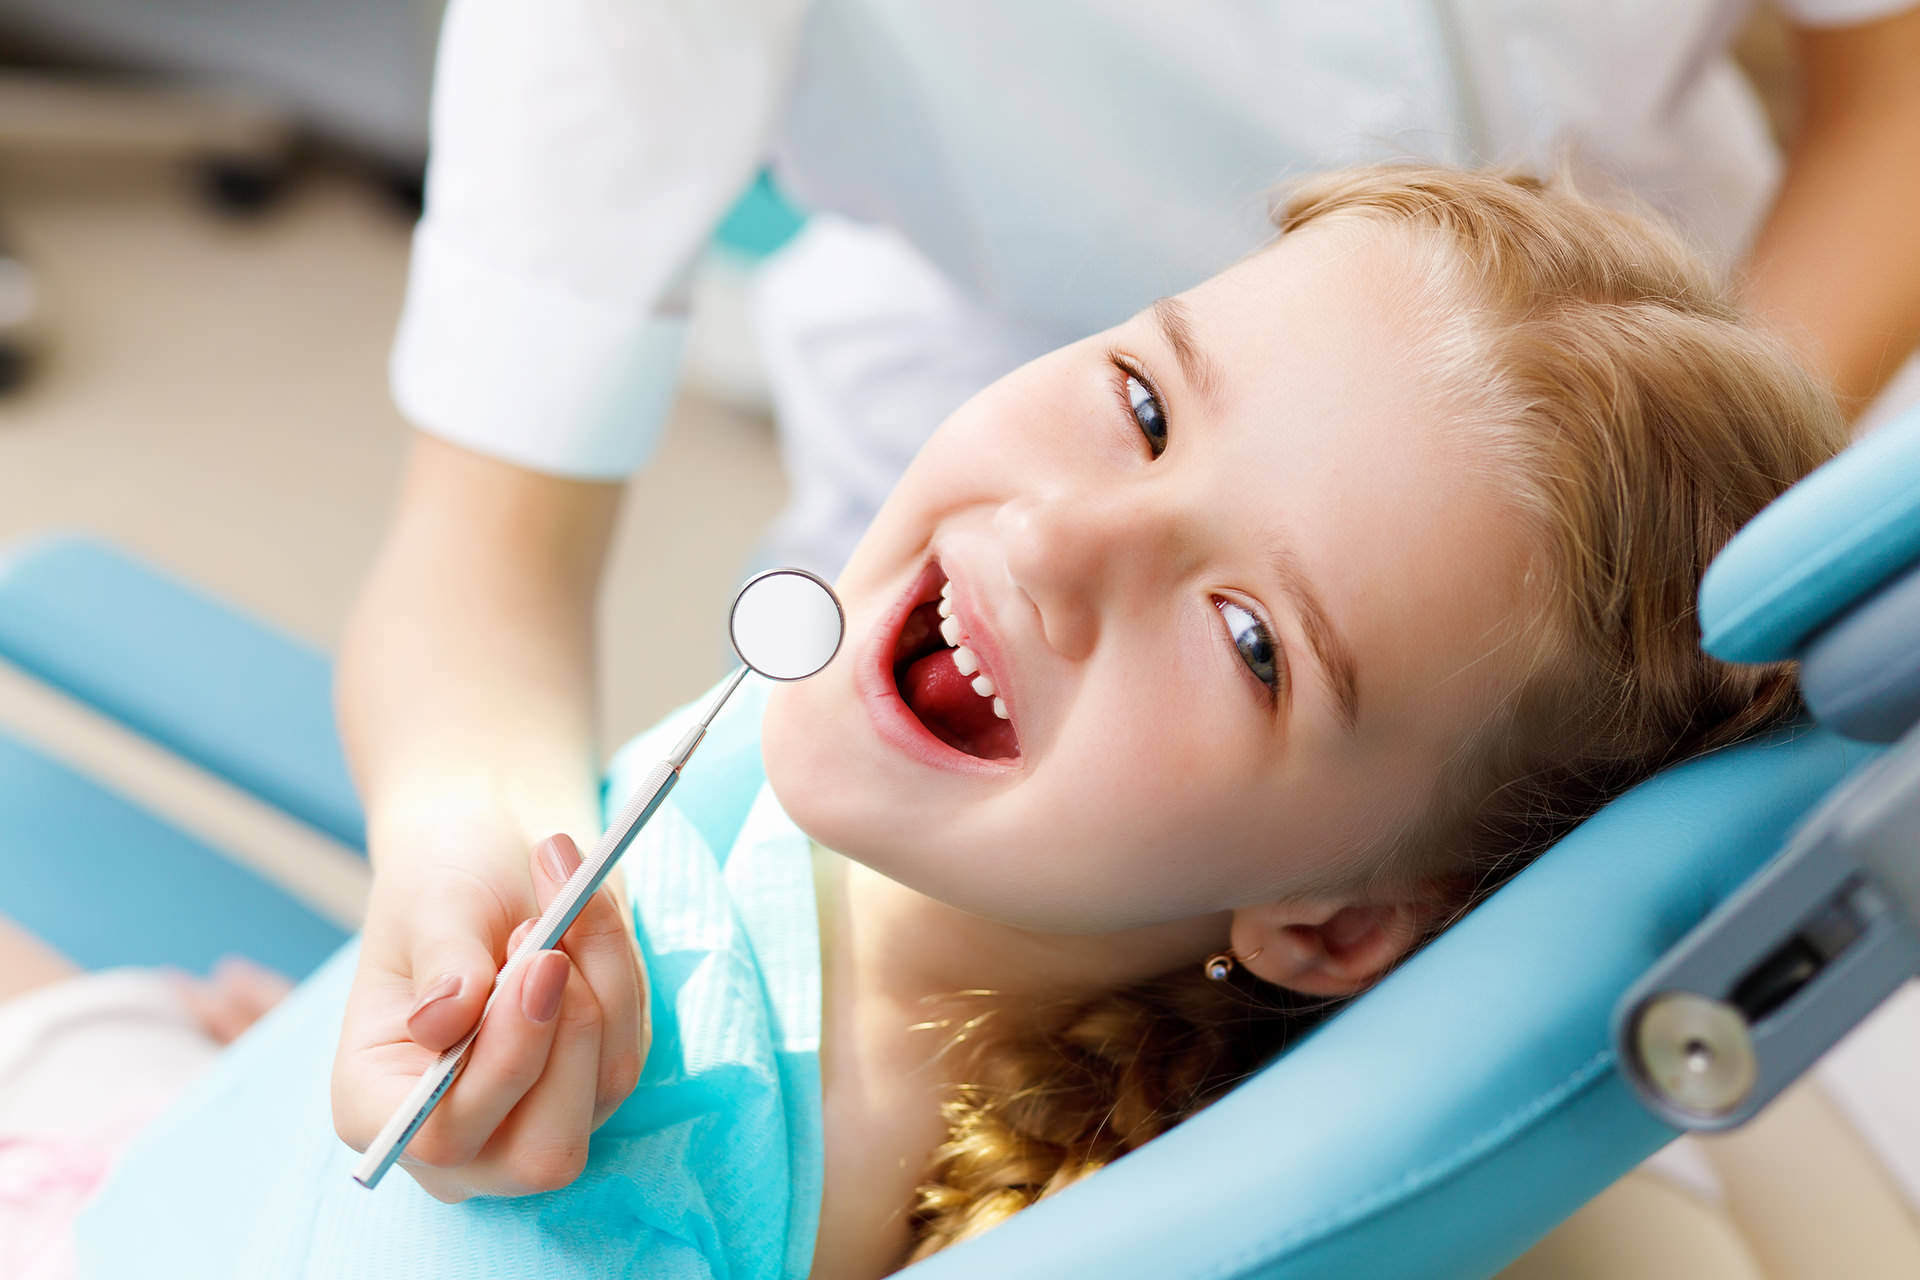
left=74, top=679, right=825, bottom=1280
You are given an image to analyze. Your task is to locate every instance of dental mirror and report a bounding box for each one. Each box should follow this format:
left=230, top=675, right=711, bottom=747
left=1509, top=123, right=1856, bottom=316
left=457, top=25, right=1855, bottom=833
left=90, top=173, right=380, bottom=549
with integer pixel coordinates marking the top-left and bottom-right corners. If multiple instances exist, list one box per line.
left=353, top=567, right=843, bottom=1190
left=729, top=567, right=844, bottom=680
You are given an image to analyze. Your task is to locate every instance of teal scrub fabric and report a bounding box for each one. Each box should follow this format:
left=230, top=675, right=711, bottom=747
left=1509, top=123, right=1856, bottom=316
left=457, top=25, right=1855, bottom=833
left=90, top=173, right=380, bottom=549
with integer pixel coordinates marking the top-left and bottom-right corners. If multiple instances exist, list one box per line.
left=76, top=678, right=824, bottom=1279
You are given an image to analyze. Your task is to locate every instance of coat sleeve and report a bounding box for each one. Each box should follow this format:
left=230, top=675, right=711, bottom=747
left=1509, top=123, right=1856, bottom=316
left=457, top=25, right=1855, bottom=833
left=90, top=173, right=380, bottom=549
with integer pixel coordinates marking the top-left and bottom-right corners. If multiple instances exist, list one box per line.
left=390, top=0, right=809, bottom=477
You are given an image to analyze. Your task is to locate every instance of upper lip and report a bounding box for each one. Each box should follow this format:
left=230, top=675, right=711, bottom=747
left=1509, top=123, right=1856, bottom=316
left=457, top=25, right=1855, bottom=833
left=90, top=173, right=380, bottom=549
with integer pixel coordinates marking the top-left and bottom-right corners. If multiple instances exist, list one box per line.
left=940, top=559, right=1017, bottom=737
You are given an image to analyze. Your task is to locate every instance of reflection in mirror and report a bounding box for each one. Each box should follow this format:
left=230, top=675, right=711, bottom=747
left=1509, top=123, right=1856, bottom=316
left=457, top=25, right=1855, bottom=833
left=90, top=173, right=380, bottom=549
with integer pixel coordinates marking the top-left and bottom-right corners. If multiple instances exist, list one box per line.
left=729, top=568, right=844, bottom=681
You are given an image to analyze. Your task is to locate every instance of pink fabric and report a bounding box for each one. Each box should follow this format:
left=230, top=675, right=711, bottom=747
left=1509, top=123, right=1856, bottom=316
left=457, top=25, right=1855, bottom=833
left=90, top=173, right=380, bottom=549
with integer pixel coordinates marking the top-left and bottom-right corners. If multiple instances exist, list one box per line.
left=0, top=1099, right=174, bottom=1280
left=0, top=970, right=220, bottom=1280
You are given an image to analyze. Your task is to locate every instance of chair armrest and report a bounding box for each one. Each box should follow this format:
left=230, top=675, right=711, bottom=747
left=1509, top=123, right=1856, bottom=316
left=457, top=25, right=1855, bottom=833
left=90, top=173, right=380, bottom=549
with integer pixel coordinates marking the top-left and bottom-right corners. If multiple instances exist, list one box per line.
left=0, top=534, right=365, bottom=849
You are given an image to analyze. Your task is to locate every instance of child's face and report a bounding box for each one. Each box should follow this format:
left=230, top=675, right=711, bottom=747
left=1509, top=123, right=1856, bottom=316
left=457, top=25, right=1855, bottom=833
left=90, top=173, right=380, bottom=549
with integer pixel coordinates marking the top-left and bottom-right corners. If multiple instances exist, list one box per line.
left=764, top=223, right=1539, bottom=935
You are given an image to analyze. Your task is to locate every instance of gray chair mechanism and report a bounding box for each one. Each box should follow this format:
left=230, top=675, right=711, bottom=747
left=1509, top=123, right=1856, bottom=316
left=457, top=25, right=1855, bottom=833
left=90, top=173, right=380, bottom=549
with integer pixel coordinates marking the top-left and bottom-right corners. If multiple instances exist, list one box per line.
left=1617, top=403, right=1920, bottom=1134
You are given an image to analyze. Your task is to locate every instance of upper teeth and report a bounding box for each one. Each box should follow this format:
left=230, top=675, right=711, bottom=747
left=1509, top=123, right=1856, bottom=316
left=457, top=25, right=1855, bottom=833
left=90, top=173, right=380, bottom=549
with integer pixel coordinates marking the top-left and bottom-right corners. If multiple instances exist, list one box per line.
left=938, top=579, right=1010, bottom=720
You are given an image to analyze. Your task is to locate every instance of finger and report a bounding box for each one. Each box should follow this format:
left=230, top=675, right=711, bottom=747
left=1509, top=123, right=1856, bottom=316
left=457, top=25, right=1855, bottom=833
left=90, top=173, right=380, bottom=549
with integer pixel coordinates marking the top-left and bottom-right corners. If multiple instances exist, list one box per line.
left=163, top=968, right=236, bottom=1043
left=211, top=954, right=295, bottom=1019
left=404, top=944, right=578, bottom=1175
left=405, top=915, right=509, bottom=1054
left=530, top=834, right=647, bottom=1124
left=184, top=958, right=291, bottom=1045
left=331, top=908, right=507, bottom=1163
left=478, top=951, right=604, bottom=1194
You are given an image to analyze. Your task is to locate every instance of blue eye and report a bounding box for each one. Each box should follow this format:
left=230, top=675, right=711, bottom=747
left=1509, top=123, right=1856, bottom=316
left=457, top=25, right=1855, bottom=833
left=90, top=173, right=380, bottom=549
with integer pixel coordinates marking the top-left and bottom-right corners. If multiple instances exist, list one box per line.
left=1216, top=599, right=1279, bottom=693
left=1124, top=372, right=1168, bottom=457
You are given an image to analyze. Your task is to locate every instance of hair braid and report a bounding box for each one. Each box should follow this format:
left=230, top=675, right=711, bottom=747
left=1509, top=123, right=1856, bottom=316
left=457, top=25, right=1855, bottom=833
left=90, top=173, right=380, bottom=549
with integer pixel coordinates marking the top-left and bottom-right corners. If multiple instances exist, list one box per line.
left=904, top=972, right=1335, bottom=1264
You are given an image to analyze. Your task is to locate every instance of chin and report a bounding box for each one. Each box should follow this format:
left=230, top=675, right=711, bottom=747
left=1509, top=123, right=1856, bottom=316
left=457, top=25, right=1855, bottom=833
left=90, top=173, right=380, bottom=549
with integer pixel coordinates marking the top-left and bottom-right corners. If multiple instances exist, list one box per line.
left=761, top=678, right=850, bottom=850
left=760, top=680, right=806, bottom=807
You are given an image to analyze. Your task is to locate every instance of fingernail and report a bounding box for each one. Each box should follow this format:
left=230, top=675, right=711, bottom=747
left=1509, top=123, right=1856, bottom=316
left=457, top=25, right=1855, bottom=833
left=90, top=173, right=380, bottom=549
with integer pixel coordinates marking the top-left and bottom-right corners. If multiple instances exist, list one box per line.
left=408, top=973, right=463, bottom=1023
left=523, top=952, right=567, bottom=1024
left=540, top=836, right=580, bottom=882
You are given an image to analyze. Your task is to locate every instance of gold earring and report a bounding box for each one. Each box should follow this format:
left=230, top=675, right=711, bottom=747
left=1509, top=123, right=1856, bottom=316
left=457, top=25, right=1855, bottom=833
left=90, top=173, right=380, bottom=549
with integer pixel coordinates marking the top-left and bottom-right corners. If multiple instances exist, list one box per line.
left=1203, top=947, right=1262, bottom=982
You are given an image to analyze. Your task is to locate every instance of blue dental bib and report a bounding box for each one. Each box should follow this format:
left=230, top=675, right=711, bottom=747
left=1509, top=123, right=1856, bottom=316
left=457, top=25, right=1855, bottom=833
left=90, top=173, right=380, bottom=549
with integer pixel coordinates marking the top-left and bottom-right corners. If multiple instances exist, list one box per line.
left=77, top=677, right=823, bottom=1280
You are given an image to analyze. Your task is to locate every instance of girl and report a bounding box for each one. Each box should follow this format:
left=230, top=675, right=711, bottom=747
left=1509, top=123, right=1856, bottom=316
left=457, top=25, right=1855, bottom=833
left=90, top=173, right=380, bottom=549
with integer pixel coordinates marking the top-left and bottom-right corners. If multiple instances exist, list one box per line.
left=53, top=165, right=1844, bottom=1277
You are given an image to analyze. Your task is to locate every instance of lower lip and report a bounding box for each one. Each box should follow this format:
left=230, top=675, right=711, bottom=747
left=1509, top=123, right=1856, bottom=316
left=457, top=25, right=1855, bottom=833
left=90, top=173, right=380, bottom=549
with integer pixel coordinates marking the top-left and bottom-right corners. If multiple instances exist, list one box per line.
left=857, top=560, right=1022, bottom=776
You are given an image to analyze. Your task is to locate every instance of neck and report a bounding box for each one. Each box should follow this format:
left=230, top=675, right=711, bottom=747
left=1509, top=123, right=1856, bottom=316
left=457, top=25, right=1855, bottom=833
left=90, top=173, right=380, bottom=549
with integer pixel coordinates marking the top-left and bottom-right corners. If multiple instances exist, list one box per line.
left=824, top=851, right=1229, bottom=1062
left=806, top=850, right=1228, bottom=1279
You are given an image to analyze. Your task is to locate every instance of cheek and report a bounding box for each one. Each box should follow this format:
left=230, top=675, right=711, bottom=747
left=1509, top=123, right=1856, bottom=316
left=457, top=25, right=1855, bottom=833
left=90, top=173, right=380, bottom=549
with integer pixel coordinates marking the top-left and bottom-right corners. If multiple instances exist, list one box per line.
left=1055, top=665, right=1396, bottom=905
left=1056, top=685, right=1197, bottom=811
left=1035, top=680, right=1267, bottom=889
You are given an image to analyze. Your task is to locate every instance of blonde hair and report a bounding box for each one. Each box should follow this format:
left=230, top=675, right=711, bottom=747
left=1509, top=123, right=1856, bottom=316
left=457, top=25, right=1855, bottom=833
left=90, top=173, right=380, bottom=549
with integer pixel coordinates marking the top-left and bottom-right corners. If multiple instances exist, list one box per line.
left=905, top=166, right=1849, bottom=1261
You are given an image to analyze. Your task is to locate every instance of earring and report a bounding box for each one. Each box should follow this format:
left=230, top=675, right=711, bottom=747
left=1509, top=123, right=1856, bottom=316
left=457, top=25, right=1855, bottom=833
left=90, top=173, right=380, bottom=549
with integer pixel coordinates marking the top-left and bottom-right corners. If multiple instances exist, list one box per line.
left=1203, top=947, right=1262, bottom=982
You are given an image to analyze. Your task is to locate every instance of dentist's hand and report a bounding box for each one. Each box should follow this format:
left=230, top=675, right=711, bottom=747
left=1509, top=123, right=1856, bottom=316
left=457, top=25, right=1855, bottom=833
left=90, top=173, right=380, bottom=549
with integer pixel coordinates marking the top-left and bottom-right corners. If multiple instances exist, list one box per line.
left=331, top=829, right=649, bottom=1202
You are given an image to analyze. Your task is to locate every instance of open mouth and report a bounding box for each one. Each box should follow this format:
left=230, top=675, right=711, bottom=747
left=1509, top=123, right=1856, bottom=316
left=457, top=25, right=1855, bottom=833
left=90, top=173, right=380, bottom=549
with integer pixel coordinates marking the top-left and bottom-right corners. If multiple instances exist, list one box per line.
left=890, top=566, right=1021, bottom=761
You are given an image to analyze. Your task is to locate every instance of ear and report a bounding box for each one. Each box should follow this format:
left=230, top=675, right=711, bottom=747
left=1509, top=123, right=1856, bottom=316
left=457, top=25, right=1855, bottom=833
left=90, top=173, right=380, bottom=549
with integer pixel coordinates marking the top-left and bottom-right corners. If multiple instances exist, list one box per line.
left=1230, top=896, right=1439, bottom=997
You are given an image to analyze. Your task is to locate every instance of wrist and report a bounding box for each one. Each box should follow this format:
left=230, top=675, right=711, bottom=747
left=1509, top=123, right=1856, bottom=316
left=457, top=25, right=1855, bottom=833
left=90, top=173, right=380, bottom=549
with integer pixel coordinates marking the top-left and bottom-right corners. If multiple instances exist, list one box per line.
left=361, top=769, right=601, bottom=879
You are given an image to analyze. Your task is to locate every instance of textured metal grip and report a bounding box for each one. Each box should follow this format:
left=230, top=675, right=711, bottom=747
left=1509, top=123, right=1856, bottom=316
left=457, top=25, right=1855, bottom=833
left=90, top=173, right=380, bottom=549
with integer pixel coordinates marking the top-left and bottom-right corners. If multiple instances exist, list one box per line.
left=351, top=758, right=681, bottom=1188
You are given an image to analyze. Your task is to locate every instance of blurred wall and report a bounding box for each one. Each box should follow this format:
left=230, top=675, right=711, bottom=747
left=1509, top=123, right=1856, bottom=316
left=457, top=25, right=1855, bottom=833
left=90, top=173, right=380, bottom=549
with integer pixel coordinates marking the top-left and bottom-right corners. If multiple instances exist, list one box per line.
left=0, top=0, right=442, bottom=160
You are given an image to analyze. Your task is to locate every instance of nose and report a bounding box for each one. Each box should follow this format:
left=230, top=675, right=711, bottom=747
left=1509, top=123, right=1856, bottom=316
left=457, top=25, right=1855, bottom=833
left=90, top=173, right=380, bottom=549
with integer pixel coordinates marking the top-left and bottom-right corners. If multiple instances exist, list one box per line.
left=995, top=485, right=1179, bottom=660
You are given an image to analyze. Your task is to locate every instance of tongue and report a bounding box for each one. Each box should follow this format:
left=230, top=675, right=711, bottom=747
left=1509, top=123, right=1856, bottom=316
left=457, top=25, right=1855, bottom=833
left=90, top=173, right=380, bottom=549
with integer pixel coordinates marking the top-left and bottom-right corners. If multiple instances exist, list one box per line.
left=901, top=649, right=1018, bottom=759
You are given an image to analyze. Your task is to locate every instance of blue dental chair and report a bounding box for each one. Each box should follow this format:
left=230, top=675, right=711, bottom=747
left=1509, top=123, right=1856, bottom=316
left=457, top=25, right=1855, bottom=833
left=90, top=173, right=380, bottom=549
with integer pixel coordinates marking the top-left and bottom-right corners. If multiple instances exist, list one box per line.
left=1, top=405, right=1916, bottom=1278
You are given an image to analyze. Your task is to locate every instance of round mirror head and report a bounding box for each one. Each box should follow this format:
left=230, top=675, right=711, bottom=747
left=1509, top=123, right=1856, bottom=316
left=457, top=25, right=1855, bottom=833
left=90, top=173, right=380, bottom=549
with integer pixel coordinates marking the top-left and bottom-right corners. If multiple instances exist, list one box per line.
left=729, top=568, right=845, bottom=681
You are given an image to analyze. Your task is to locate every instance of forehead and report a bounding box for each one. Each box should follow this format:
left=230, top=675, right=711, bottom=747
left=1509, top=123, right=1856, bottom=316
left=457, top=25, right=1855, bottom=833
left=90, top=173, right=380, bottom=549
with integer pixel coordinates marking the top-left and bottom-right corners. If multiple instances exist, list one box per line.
left=1184, top=218, right=1447, bottom=399
left=1172, top=222, right=1540, bottom=749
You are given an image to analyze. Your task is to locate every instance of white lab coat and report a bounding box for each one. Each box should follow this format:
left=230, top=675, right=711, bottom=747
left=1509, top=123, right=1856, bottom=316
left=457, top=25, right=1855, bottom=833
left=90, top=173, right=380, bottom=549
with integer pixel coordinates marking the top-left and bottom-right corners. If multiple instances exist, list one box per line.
left=394, top=0, right=1909, bottom=497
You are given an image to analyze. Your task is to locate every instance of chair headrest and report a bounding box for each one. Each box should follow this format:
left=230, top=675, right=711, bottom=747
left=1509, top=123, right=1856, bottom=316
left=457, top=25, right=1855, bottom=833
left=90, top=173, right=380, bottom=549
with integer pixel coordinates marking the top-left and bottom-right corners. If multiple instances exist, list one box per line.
left=906, top=725, right=1877, bottom=1278
left=1701, top=405, right=1920, bottom=663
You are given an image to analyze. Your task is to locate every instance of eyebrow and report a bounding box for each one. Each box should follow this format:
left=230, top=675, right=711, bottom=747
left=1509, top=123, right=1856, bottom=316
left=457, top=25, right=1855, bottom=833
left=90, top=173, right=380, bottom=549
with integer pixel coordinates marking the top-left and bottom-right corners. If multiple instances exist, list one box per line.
left=1268, top=540, right=1361, bottom=732
left=1151, top=297, right=1225, bottom=408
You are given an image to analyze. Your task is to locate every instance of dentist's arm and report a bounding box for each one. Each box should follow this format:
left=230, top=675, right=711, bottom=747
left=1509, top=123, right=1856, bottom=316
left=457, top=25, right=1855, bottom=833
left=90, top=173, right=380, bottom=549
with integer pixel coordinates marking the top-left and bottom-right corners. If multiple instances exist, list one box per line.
left=331, top=0, right=802, bottom=1199
left=1739, top=6, right=1920, bottom=416
left=329, top=434, right=646, bottom=1202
